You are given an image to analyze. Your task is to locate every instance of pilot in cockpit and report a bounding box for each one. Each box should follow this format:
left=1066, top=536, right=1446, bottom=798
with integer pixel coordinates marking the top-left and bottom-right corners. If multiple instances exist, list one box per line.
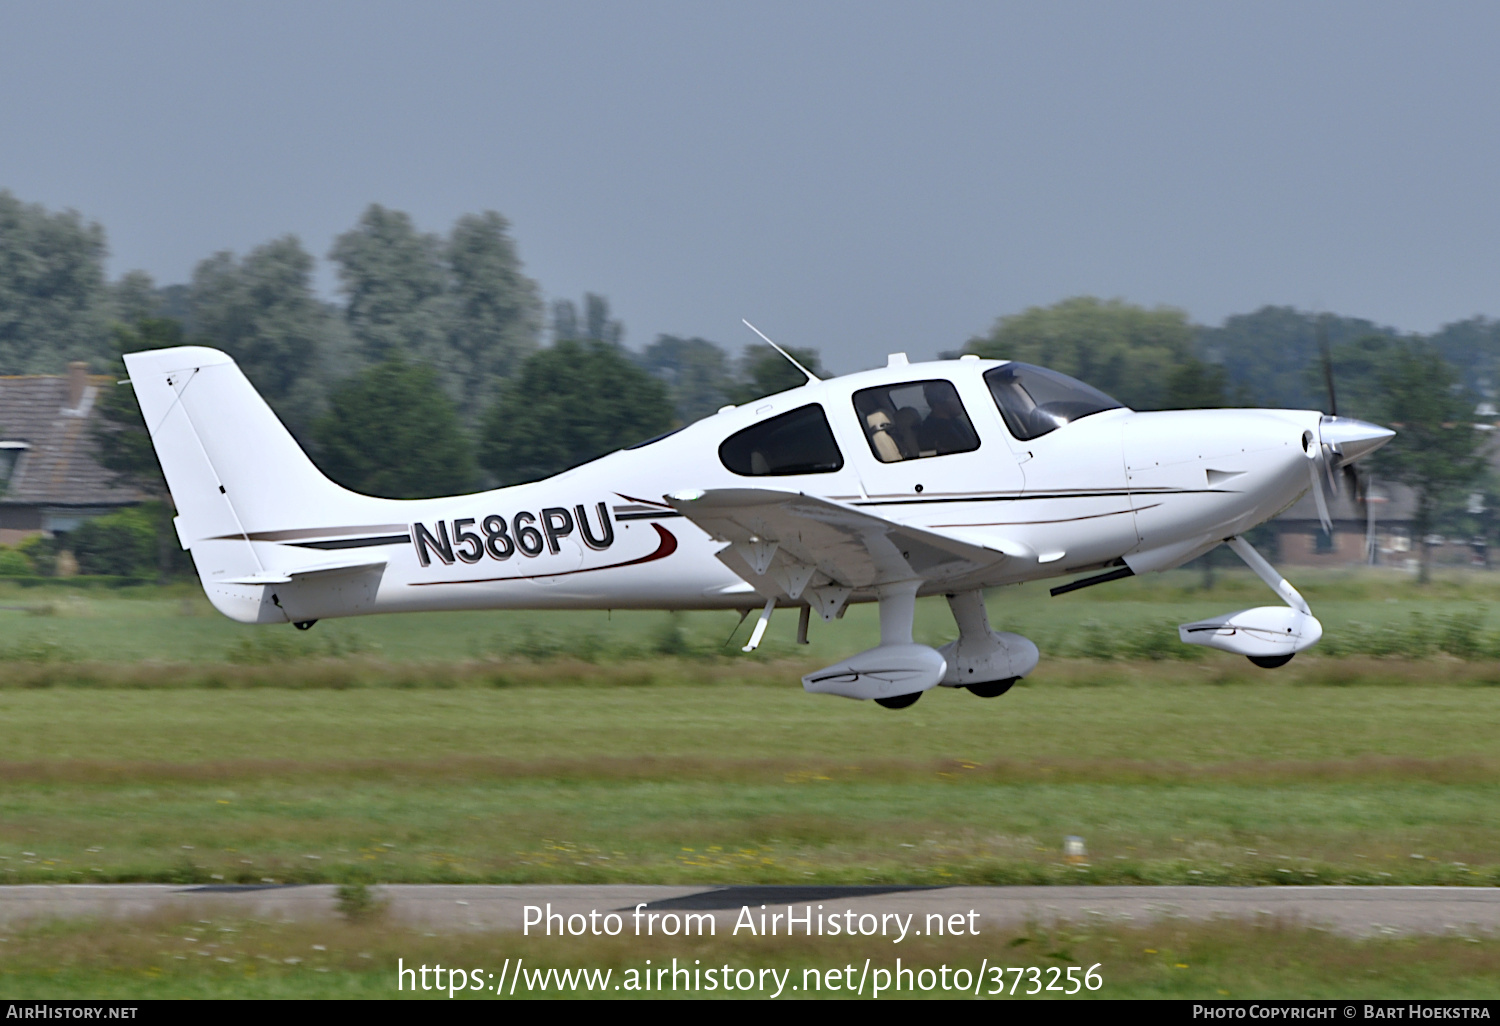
left=918, top=381, right=977, bottom=454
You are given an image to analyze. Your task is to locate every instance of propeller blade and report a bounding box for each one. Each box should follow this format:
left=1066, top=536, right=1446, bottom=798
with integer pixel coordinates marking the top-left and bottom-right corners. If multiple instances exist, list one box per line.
left=1318, top=315, right=1338, bottom=418
left=1308, top=458, right=1333, bottom=533
left=1342, top=463, right=1362, bottom=503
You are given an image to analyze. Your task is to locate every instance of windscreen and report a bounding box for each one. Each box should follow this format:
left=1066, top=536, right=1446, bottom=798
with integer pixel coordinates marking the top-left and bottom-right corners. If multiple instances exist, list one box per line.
left=983, top=363, right=1125, bottom=441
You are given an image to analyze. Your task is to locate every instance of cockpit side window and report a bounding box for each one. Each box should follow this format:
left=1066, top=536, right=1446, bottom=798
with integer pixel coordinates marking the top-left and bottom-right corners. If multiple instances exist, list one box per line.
left=851, top=380, right=980, bottom=463
left=983, top=363, right=1125, bottom=441
left=719, top=404, right=844, bottom=476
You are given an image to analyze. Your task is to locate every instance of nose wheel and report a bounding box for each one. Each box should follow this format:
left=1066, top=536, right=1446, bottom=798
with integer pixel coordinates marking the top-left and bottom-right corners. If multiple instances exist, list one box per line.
left=874, top=692, right=923, bottom=710
left=1248, top=654, right=1294, bottom=669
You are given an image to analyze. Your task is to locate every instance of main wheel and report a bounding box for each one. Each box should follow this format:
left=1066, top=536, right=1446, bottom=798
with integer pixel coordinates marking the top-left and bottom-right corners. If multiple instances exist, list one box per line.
left=1248, top=654, right=1294, bottom=669
left=966, top=677, right=1019, bottom=698
left=874, top=692, right=923, bottom=710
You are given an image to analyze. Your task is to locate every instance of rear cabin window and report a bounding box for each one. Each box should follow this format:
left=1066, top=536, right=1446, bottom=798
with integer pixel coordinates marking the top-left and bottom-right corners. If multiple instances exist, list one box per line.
left=852, top=379, right=980, bottom=463
left=719, top=404, right=844, bottom=476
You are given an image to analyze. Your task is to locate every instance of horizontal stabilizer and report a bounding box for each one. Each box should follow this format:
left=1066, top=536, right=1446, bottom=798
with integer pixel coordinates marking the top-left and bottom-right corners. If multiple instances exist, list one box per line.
left=221, top=558, right=387, bottom=586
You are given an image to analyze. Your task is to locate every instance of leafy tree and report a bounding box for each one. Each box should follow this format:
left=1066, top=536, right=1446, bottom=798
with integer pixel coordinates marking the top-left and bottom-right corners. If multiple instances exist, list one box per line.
left=313, top=360, right=475, bottom=499
left=93, top=318, right=183, bottom=500
left=1427, top=316, right=1500, bottom=400
left=1317, top=332, right=1403, bottom=419
left=70, top=506, right=156, bottom=577
left=109, top=270, right=162, bottom=326
left=0, top=189, right=112, bottom=374
left=551, top=293, right=623, bottom=346
left=330, top=205, right=450, bottom=367
left=155, top=283, right=193, bottom=331
left=641, top=334, right=732, bottom=423
left=189, top=236, right=338, bottom=440
left=0, top=546, right=30, bottom=576
left=965, top=297, right=1194, bottom=410
left=1197, top=306, right=1400, bottom=409
left=446, top=211, right=543, bottom=417
left=92, top=318, right=191, bottom=581
left=481, top=339, right=673, bottom=485
left=16, top=534, right=57, bottom=576
left=1370, top=343, right=1489, bottom=583
left=727, top=344, right=824, bottom=405
left=331, top=205, right=543, bottom=420
left=1163, top=357, right=1229, bottom=409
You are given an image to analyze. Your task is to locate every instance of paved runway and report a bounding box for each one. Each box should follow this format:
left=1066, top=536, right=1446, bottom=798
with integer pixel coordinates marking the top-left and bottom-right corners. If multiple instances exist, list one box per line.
left=1, top=885, right=1497, bottom=937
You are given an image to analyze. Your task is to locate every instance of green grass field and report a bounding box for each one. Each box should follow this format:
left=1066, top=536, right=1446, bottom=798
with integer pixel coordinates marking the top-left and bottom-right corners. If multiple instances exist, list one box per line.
left=1, top=569, right=1498, bottom=996
left=2, top=914, right=1496, bottom=999
left=1, top=677, right=1497, bottom=886
left=4, top=564, right=1500, bottom=666
left=2, top=568, right=1499, bottom=887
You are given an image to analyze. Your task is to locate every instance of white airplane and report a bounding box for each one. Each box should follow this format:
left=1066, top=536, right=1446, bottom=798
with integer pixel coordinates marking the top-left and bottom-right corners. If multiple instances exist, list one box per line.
left=123, top=341, right=1393, bottom=709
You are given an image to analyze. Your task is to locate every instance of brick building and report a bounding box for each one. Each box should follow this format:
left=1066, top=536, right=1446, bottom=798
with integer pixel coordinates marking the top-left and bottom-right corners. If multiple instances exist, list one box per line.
left=1271, top=479, right=1417, bottom=566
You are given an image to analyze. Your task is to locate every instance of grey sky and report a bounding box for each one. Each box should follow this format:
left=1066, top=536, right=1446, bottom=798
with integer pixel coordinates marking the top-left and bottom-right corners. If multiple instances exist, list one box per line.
left=2, top=1, right=1496, bottom=372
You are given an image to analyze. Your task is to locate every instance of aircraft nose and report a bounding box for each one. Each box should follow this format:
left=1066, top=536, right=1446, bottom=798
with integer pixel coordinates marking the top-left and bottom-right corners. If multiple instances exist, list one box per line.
left=1319, top=415, right=1395, bottom=466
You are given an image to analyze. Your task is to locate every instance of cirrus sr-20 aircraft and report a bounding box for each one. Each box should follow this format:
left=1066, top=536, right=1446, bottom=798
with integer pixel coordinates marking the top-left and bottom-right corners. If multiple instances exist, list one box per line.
left=124, top=338, right=1393, bottom=710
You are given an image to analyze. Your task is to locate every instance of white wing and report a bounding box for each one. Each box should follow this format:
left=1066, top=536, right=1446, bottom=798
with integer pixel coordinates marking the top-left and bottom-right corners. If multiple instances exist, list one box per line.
left=665, top=488, right=1016, bottom=617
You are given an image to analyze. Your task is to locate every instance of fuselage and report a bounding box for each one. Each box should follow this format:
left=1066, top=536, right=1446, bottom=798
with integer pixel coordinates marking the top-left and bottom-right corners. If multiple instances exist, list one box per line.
left=202, top=355, right=1323, bottom=623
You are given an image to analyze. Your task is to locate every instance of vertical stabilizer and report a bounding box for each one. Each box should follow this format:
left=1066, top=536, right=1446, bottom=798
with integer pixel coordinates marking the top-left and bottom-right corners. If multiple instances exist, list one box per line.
left=123, top=346, right=399, bottom=622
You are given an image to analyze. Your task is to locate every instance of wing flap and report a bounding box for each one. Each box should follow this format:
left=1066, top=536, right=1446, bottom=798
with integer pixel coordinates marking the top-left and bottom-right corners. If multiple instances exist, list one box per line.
left=666, top=488, right=1012, bottom=595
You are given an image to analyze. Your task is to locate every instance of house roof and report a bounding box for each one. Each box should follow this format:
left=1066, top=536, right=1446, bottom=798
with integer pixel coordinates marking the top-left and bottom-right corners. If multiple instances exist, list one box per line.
left=0, top=374, right=144, bottom=507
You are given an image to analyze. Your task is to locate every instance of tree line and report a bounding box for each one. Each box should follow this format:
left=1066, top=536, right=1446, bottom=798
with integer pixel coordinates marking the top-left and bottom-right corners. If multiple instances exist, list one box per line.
left=3, top=189, right=1497, bottom=578
left=2, top=191, right=830, bottom=498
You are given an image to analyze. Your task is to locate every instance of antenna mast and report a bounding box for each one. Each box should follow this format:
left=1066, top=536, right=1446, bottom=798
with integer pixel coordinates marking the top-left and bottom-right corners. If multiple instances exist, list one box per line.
left=742, top=319, right=820, bottom=384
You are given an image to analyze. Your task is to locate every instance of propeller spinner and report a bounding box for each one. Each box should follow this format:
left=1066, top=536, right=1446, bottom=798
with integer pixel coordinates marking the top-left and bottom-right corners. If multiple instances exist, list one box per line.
left=1307, top=317, right=1395, bottom=530
left=1304, top=415, right=1395, bottom=531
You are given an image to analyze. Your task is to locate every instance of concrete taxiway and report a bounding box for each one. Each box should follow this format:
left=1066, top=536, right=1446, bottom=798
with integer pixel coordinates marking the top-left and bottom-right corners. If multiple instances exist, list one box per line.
left=1, top=885, right=1497, bottom=937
